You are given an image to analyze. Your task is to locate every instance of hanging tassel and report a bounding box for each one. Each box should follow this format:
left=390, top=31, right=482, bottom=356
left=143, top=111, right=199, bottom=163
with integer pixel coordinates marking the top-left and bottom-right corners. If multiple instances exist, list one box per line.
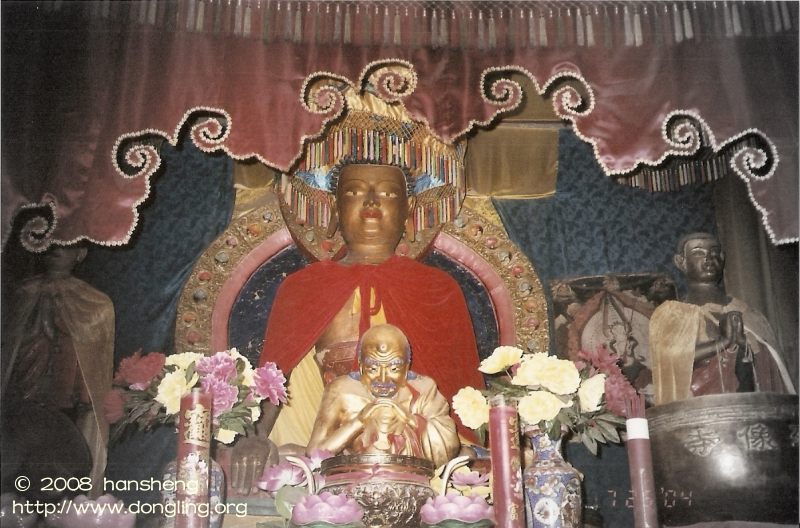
left=382, top=6, right=390, bottom=45
left=441, top=9, right=449, bottom=48
left=576, top=7, right=585, bottom=46
left=682, top=3, right=693, bottom=40
left=394, top=7, right=402, bottom=45
left=556, top=8, right=565, bottom=47
left=623, top=5, right=634, bottom=46
left=586, top=6, right=595, bottom=46
left=293, top=3, right=302, bottom=43
left=186, top=0, right=196, bottom=30
left=488, top=11, right=497, bottom=49
left=148, top=0, right=158, bottom=25
left=333, top=4, right=341, bottom=42
left=673, top=3, right=684, bottom=43
left=780, top=1, right=791, bottom=30
left=196, top=0, right=206, bottom=31
left=634, top=6, right=643, bottom=46
left=344, top=5, right=351, bottom=44
left=603, top=6, right=612, bottom=48
left=477, top=10, right=485, bottom=50
left=431, top=8, right=439, bottom=47
left=771, top=1, right=783, bottom=32
left=262, top=0, right=271, bottom=42
left=234, top=0, right=243, bottom=35
left=539, top=9, right=548, bottom=46
left=731, top=2, right=742, bottom=36
left=722, top=1, right=733, bottom=37
left=528, top=8, right=536, bottom=47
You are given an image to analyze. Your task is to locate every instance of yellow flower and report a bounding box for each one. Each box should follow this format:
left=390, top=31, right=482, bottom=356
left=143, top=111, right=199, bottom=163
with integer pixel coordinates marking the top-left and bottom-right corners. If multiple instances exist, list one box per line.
left=517, top=391, right=572, bottom=424
left=215, top=428, right=237, bottom=444
left=578, top=373, right=606, bottom=412
left=451, top=387, right=490, bottom=429
left=165, top=352, right=204, bottom=371
left=479, top=346, right=524, bottom=374
left=510, top=353, right=551, bottom=386
left=537, top=357, right=581, bottom=395
left=155, top=370, right=198, bottom=415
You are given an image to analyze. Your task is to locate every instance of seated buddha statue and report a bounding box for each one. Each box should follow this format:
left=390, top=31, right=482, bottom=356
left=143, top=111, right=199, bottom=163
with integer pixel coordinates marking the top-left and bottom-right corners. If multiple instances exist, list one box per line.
left=228, top=108, right=485, bottom=493
left=307, top=323, right=460, bottom=468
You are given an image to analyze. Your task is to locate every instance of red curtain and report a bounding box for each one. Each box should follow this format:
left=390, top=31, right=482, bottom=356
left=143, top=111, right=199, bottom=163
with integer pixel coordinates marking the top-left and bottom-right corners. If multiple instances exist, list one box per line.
left=2, top=1, right=797, bottom=250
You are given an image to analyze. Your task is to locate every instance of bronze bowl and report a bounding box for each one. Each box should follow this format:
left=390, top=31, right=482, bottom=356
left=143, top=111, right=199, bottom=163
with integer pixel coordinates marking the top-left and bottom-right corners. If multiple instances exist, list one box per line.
left=318, top=453, right=436, bottom=528
left=647, top=392, right=798, bottom=525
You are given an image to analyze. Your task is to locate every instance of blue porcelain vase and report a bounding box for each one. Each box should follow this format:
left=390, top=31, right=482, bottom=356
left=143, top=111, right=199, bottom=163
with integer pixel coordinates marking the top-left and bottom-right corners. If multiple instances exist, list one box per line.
left=159, top=457, right=226, bottom=528
left=522, top=429, right=582, bottom=528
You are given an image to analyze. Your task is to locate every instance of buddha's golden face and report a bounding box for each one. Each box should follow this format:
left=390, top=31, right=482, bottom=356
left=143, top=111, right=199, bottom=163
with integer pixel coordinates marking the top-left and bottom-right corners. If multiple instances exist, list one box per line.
left=335, top=164, right=410, bottom=251
left=359, top=325, right=410, bottom=398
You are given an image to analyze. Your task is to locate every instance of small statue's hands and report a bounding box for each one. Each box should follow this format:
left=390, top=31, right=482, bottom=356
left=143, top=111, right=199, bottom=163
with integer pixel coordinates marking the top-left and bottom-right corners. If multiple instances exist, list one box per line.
left=720, top=311, right=746, bottom=349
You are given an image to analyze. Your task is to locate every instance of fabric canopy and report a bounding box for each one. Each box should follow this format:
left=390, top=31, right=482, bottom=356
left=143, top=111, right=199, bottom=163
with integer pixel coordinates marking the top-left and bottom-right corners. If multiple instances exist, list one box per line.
left=2, top=0, right=797, bottom=251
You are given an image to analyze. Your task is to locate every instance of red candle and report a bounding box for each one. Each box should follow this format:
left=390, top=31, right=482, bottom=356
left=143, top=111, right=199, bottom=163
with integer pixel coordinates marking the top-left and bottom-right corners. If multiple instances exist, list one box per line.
left=488, top=394, right=524, bottom=528
left=175, top=388, right=212, bottom=528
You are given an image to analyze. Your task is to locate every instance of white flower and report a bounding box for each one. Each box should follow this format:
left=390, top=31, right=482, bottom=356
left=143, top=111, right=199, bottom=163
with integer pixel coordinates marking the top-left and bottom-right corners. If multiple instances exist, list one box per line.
left=451, top=387, right=490, bottom=429
left=478, top=346, right=524, bottom=374
left=215, top=428, right=237, bottom=444
left=537, top=357, right=581, bottom=395
left=510, top=353, right=551, bottom=386
left=165, top=352, right=204, bottom=371
left=578, top=373, right=606, bottom=412
left=517, top=391, right=572, bottom=424
left=155, top=370, right=198, bottom=415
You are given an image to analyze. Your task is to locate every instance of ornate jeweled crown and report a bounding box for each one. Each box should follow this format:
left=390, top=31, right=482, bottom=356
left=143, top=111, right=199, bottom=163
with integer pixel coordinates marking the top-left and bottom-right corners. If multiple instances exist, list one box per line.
left=280, top=85, right=466, bottom=260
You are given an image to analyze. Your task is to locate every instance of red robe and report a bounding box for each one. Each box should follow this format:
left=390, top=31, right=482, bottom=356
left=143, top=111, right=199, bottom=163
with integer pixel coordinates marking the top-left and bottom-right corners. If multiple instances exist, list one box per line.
left=258, top=255, right=484, bottom=439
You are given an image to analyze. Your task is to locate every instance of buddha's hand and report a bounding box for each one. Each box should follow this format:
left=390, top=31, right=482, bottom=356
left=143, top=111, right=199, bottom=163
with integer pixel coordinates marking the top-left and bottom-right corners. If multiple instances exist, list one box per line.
left=226, top=434, right=279, bottom=496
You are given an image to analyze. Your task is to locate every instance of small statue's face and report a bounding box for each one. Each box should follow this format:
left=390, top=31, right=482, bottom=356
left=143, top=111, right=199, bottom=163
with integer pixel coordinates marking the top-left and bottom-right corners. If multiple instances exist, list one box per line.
left=681, top=237, right=724, bottom=283
left=359, top=327, right=410, bottom=398
left=336, top=164, right=410, bottom=250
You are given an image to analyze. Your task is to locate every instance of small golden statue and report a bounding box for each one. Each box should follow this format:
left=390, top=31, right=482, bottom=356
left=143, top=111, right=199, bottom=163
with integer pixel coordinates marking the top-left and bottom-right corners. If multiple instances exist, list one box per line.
left=307, top=323, right=460, bottom=468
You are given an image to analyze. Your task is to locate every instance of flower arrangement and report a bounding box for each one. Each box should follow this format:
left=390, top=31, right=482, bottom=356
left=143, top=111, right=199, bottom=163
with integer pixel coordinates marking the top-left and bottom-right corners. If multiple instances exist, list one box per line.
left=104, top=348, right=288, bottom=444
left=451, top=345, right=637, bottom=454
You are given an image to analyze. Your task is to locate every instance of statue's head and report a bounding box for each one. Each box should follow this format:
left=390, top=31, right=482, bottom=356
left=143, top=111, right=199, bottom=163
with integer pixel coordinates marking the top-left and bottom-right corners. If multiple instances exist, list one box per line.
left=331, top=160, right=416, bottom=253
left=358, top=324, right=411, bottom=398
left=42, top=245, right=88, bottom=277
left=673, top=232, right=725, bottom=284
left=279, top=94, right=466, bottom=261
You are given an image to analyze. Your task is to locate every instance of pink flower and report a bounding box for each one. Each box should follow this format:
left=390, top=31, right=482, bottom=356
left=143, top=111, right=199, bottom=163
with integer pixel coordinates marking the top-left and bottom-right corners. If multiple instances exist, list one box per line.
left=196, top=352, right=238, bottom=382
left=604, top=371, right=638, bottom=417
left=200, top=376, right=238, bottom=418
left=114, top=351, right=165, bottom=389
left=578, top=346, right=621, bottom=376
left=103, top=388, right=128, bottom=424
left=450, top=469, right=490, bottom=488
left=420, top=494, right=495, bottom=525
left=256, top=461, right=305, bottom=493
left=302, top=449, right=334, bottom=471
left=291, top=491, right=364, bottom=525
left=253, top=362, right=288, bottom=405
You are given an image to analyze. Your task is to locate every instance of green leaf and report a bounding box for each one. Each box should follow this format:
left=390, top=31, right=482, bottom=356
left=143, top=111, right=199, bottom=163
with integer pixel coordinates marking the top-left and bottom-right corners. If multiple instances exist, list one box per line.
left=185, top=362, right=197, bottom=384
left=581, top=434, right=598, bottom=456
left=594, top=420, right=621, bottom=443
